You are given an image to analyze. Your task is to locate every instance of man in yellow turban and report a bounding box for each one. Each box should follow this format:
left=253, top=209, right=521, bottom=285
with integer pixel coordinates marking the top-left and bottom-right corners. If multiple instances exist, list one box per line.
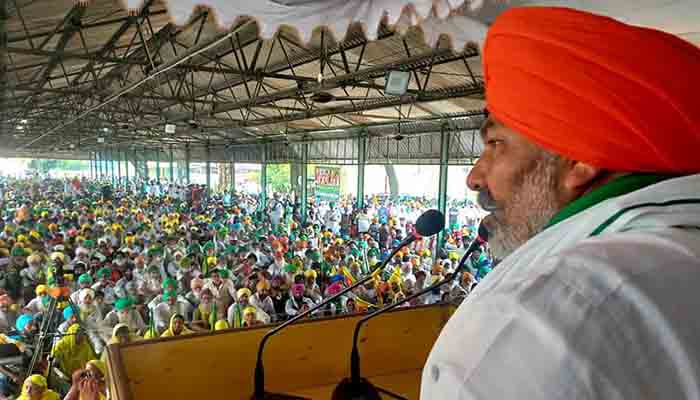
left=250, top=279, right=276, bottom=322
left=424, top=7, right=700, bottom=400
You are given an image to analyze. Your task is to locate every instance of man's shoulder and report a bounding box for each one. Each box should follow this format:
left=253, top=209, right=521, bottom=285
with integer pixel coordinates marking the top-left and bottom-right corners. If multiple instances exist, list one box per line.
left=544, top=227, right=700, bottom=298
left=427, top=228, right=700, bottom=399
left=489, top=227, right=700, bottom=297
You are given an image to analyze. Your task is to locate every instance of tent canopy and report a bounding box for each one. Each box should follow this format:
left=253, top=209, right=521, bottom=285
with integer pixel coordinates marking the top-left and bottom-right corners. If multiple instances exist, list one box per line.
left=3, top=0, right=697, bottom=159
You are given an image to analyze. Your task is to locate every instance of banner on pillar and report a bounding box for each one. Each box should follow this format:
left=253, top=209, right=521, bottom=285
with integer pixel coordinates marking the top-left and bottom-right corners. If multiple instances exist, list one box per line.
left=313, top=166, right=340, bottom=201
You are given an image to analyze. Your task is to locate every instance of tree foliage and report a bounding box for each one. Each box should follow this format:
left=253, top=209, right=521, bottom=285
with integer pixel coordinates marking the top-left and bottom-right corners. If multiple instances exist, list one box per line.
left=27, top=159, right=87, bottom=173
left=267, top=164, right=291, bottom=192
left=249, top=164, right=291, bottom=193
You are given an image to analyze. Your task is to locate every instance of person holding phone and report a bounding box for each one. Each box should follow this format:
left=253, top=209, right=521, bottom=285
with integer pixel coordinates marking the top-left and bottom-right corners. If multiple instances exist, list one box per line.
left=64, top=360, right=108, bottom=400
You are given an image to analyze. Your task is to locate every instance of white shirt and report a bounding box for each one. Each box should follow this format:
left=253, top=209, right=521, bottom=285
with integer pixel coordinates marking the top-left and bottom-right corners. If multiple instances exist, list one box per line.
left=422, top=174, right=700, bottom=400
left=202, top=279, right=236, bottom=302
left=271, top=202, right=284, bottom=222
left=357, top=214, right=370, bottom=233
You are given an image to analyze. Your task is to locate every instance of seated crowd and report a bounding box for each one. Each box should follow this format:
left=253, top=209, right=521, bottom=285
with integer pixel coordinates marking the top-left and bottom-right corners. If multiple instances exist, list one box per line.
left=0, top=176, right=490, bottom=398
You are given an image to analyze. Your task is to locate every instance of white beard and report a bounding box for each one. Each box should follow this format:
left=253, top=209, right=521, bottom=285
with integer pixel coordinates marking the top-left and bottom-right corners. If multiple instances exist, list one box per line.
left=480, top=154, right=561, bottom=261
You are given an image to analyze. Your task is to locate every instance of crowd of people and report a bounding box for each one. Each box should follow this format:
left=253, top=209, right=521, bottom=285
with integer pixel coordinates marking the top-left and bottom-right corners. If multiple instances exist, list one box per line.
left=0, top=175, right=489, bottom=398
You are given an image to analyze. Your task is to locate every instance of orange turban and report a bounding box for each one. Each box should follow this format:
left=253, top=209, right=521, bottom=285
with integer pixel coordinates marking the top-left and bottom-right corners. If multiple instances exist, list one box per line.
left=484, top=7, right=700, bottom=173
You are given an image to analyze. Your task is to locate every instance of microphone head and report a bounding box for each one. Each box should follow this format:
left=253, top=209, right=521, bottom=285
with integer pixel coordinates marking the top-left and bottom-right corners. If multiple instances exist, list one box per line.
left=332, top=378, right=382, bottom=400
left=415, top=209, right=445, bottom=237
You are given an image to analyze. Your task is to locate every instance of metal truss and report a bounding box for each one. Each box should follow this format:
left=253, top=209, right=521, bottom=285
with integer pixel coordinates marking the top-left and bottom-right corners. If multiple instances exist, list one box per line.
left=1, top=0, right=486, bottom=161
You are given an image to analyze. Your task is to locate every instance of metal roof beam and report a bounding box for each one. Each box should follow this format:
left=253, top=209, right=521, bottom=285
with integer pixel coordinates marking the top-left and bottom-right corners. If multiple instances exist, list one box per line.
left=15, top=19, right=256, bottom=150
left=222, top=83, right=484, bottom=128
left=28, top=4, right=87, bottom=90
left=70, top=0, right=157, bottom=86
left=212, top=48, right=477, bottom=114
left=5, top=11, right=168, bottom=44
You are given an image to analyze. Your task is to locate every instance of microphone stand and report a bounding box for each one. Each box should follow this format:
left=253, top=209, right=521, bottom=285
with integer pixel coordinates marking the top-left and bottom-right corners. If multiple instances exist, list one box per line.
left=252, top=234, right=422, bottom=400
left=334, top=228, right=487, bottom=400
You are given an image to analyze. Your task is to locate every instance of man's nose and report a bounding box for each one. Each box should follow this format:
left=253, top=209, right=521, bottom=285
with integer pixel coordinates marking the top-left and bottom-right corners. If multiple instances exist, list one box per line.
left=467, top=158, right=486, bottom=191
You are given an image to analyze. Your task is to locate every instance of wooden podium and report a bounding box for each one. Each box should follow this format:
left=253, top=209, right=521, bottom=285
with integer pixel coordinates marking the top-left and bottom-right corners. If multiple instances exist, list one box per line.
left=106, top=304, right=454, bottom=399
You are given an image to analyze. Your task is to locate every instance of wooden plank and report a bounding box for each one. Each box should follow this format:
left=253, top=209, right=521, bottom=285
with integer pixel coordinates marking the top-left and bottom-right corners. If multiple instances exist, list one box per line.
left=109, top=304, right=453, bottom=399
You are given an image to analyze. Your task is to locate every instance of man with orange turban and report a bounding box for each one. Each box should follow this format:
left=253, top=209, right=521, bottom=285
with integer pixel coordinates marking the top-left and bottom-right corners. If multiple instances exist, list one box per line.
left=423, top=7, right=700, bottom=400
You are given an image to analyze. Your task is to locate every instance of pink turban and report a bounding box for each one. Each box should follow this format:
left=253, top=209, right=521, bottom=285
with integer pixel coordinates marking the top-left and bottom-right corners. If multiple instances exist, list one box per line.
left=291, top=284, right=305, bottom=297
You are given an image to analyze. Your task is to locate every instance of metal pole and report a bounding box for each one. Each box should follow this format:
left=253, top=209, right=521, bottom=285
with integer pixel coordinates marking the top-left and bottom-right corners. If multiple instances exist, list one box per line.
left=436, top=124, right=450, bottom=252
left=143, top=149, right=150, bottom=180
left=117, top=148, right=122, bottom=186
left=109, top=148, right=115, bottom=186
left=89, top=152, right=94, bottom=179
left=17, top=20, right=256, bottom=150
left=260, top=144, right=268, bottom=210
left=124, top=150, right=129, bottom=183
left=169, top=145, right=174, bottom=182
left=156, top=149, right=161, bottom=182
left=300, top=143, right=309, bottom=223
left=357, top=132, right=367, bottom=209
left=205, top=145, right=211, bottom=192
left=101, top=151, right=105, bottom=179
left=132, top=150, right=138, bottom=180
left=185, top=144, right=191, bottom=185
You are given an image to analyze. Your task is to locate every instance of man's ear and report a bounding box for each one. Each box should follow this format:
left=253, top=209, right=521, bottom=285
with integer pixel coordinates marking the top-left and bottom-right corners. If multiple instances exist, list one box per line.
left=559, top=159, right=606, bottom=198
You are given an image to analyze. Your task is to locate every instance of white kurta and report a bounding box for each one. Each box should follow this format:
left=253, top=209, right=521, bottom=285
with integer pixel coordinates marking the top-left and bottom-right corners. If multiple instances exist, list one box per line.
left=422, top=174, right=700, bottom=400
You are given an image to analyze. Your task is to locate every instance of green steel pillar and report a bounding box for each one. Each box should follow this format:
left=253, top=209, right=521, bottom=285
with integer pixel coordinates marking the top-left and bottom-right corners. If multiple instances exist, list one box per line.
left=99, top=152, right=102, bottom=179
left=169, top=145, right=174, bottom=182
left=89, top=152, right=94, bottom=179
left=356, top=132, right=367, bottom=209
left=205, top=145, right=212, bottom=192
left=132, top=150, right=138, bottom=180
left=436, top=124, right=450, bottom=252
left=143, top=150, right=150, bottom=180
left=109, top=148, right=116, bottom=186
left=124, top=150, right=129, bottom=183
left=117, top=149, right=122, bottom=186
left=260, top=144, right=268, bottom=209
left=156, top=149, right=161, bottom=182
left=97, top=152, right=102, bottom=179
left=184, top=145, right=191, bottom=184
left=300, top=142, right=309, bottom=223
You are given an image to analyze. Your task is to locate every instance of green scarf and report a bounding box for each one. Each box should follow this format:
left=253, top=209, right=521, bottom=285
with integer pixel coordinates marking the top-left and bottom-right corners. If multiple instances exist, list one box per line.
left=545, top=174, right=673, bottom=229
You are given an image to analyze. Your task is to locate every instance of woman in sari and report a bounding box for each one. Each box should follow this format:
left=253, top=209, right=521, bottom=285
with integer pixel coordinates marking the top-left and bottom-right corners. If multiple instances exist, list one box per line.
left=161, top=314, right=194, bottom=337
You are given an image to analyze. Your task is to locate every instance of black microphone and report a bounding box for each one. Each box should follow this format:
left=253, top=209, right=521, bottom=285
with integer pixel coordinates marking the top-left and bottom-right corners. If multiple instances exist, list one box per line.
left=332, top=223, right=488, bottom=400
left=251, top=209, right=445, bottom=400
